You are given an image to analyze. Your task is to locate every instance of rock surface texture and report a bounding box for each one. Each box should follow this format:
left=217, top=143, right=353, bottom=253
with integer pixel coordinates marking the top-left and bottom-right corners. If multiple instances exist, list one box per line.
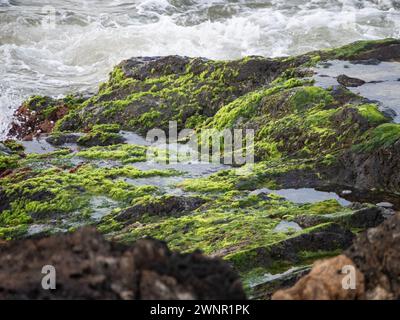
left=0, top=228, right=245, bottom=300
left=273, top=213, right=400, bottom=300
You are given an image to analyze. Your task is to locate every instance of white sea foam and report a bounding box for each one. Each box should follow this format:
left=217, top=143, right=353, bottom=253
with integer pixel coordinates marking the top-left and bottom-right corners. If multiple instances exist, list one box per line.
left=0, top=0, right=399, bottom=138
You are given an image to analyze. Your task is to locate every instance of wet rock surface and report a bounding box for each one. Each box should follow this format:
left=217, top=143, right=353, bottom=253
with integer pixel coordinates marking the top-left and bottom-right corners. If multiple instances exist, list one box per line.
left=0, top=228, right=245, bottom=300
left=272, top=213, right=400, bottom=300
left=1, top=39, right=400, bottom=299
left=115, top=195, right=207, bottom=224
left=337, top=74, right=366, bottom=87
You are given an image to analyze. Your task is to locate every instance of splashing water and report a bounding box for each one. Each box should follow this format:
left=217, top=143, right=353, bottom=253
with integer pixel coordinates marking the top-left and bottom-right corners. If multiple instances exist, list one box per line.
left=1, top=0, right=400, bottom=138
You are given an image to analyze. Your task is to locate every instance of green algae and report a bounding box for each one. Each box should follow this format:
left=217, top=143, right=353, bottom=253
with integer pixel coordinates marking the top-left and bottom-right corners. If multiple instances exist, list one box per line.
left=354, top=123, right=400, bottom=152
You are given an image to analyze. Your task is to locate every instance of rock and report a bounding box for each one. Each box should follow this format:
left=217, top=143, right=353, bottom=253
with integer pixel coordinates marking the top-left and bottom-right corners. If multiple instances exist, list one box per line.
left=333, top=139, right=400, bottom=193
left=272, top=213, right=400, bottom=300
left=233, top=223, right=354, bottom=272
left=0, top=143, right=11, bottom=155
left=0, top=188, right=10, bottom=212
left=250, top=266, right=311, bottom=300
left=337, top=74, right=366, bottom=87
left=272, top=255, right=364, bottom=300
left=345, top=207, right=385, bottom=229
left=346, top=213, right=400, bottom=299
left=115, top=196, right=207, bottom=224
left=77, top=131, right=125, bottom=147
left=46, top=133, right=81, bottom=146
left=0, top=228, right=246, bottom=300
left=350, top=59, right=381, bottom=66
left=293, top=215, right=325, bottom=228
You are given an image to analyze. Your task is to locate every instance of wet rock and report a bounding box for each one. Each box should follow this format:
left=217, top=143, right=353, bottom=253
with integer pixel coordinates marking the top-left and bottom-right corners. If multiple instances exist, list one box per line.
left=46, top=133, right=81, bottom=146
left=77, top=131, right=125, bottom=147
left=56, top=55, right=293, bottom=134
left=348, top=43, right=400, bottom=62
left=234, top=223, right=354, bottom=272
left=346, top=213, right=400, bottom=299
left=115, top=196, right=207, bottom=223
left=0, top=188, right=10, bottom=212
left=0, top=143, right=12, bottom=155
left=250, top=266, right=311, bottom=300
left=334, top=139, right=400, bottom=193
left=344, top=207, right=385, bottom=229
left=272, top=213, right=400, bottom=300
left=272, top=255, right=364, bottom=300
left=8, top=96, right=71, bottom=140
left=293, top=215, right=325, bottom=228
left=337, top=74, right=366, bottom=87
left=350, top=59, right=381, bottom=66
left=0, top=228, right=246, bottom=300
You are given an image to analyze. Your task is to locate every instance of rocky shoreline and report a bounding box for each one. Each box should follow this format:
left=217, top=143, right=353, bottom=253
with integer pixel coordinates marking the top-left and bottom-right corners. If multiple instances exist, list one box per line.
left=1, top=39, right=400, bottom=299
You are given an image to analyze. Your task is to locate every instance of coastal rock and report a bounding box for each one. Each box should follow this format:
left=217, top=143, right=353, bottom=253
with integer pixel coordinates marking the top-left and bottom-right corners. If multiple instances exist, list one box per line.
left=0, top=228, right=245, bottom=300
left=333, top=138, right=400, bottom=193
left=232, top=223, right=354, bottom=272
left=272, top=213, right=400, bottom=300
left=272, top=255, right=364, bottom=300
left=337, top=74, right=366, bottom=87
left=115, top=195, right=206, bottom=224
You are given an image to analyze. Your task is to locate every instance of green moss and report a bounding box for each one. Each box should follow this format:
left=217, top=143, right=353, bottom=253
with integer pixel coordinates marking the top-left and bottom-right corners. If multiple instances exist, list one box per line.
left=326, top=38, right=400, bottom=59
left=76, top=144, right=148, bottom=163
left=0, top=155, right=19, bottom=172
left=289, top=87, right=333, bottom=112
left=354, top=123, right=400, bottom=152
left=357, top=104, right=388, bottom=124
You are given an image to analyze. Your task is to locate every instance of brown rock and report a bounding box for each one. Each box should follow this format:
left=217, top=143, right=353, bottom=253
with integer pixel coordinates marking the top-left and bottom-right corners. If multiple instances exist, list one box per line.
left=272, top=255, right=364, bottom=300
left=272, top=213, right=400, bottom=300
left=0, top=228, right=246, bottom=300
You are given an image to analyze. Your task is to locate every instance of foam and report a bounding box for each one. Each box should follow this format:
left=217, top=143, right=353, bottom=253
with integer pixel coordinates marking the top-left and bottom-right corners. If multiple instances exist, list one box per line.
left=1, top=0, right=399, bottom=139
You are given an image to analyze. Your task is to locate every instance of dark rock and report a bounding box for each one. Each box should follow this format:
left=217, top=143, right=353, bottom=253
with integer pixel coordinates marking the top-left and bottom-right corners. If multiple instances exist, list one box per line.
left=235, top=223, right=354, bottom=272
left=381, top=107, right=397, bottom=120
left=273, top=213, right=400, bottom=300
left=345, top=207, right=385, bottom=229
left=349, top=43, right=400, bottom=62
left=251, top=266, right=311, bottom=300
left=0, top=228, right=246, bottom=300
left=350, top=59, right=381, bottom=65
left=77, top=132, right=125, bottom=147
left=333, top=139, right=400, bottom=193
left=293, top=215, right=325, bottom=228
left=46, top=133, right=81, bottom=146
left=272, top=255, right=364, bottom=300
left=337, top=74, right=366, bottom=87
left=346, top=213, right=400, bottom=299
left=0, top=188, right=10, bottom=212
left=0, top=143, right=11, bottom=155
left=116, top=196, right=207, bottom=223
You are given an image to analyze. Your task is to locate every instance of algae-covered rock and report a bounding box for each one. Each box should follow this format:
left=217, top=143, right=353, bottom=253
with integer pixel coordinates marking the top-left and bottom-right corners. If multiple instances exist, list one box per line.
left=2, top=39, right=400, bottom=299
left=273, top=213, right=400, bottom=300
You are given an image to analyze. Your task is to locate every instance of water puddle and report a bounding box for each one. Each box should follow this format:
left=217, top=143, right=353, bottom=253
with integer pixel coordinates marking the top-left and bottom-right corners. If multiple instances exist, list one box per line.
left=273, top=221, right=302, bottom=233
left=251, top=187, right=351, bottom=206
left=21, top=138, right=57, bottom=154
left=90, top=196, right=119, bottom=221
left=126, top=161, right=229, bottom=195
left=248, top=265, right=311, bottom=289
left=313, top=60, right=400, bottom=122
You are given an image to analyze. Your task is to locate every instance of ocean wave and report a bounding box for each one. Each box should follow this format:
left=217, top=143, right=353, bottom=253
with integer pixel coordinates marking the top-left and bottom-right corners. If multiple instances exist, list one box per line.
left=0, top=0, right=399, bottom=139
